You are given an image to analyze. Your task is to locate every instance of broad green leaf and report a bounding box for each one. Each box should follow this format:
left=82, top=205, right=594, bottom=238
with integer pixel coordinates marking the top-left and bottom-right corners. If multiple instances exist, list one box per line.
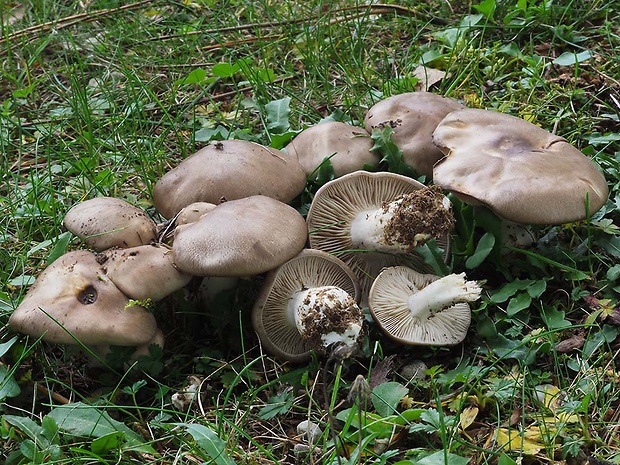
left=526, top=279, right=547, bottom=298
left=552, top=50, right=593, bottom=66
left=540, top=306, right=571, bottom=331
left=177, top=423, right=236, bottom=465
left=490, top=279, right=535, bottom=303
left=336, top=407, right=423, bottom=437
left=498, top=452, right=518, bottom=465
left=417, top=450, right=469, bottom=465
left=212, top=62, right=240, bottom=78
left=466, top=232, right=496, bottom=269
left=47, top=231, right=72, bottom=265
left=372, top=382, right=409, bottom=417
left=472, top=0, right=496, bottom=19
left=583, top=326, right=619, bottom=358
left=91, top=431, right=125, bottom=455
left=587, top=133, right=620, bottom=145
left=506, top=292, right=531, bottom=316
left=0, top=336, right=18, bottom=358
left=3, top=415, right=49, bottom=447
left=175, top=68, right=208, bottom=86
left=0, top=365, right=20, bottom=400
left=607, top=264, right=620, bottom=281
left=265, top=97, right=291, bottom=133
left=48, top=402, right=155, bottom=454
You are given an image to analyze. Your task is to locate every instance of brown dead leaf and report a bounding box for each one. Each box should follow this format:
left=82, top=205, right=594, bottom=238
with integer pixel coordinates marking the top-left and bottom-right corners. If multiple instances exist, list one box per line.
left=555, top=334, right=585, bottom=353
left=413, top=65, right=446, bottom=91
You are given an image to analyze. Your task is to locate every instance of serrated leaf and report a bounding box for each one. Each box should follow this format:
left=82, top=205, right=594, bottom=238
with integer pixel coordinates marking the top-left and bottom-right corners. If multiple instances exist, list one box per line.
left=177, top=423, right=236, bottom=465
left=369, top=126, right=416, bottom=176
left=265, top=97, right=291, bottom=134
left=258, top=390, right=294, bottom=420
left=466, top=232, right=496, bottom=269
left=372, top=382, right=409, bottom=417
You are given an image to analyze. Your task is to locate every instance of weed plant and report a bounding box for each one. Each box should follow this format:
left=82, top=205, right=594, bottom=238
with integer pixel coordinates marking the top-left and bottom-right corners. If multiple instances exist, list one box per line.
left=1, top=0, right=619, bottom=464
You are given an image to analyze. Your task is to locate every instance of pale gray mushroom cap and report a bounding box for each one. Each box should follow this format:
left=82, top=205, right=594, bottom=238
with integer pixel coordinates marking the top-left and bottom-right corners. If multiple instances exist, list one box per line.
left=364, top=92, right=466, bottom=177
left=306, top=171, right=451, bottom=302
left=98, top=244, right=192, bottom=302
left=153, top=140, right=307, bottom=219
left=432, top=108, right=609, bottom=224
left=285, top=121, right=380, bottom=178
left=368, top=266, right=475, bottom=346
left=63, top=197, right=157, bottom=251
left=252, top=249, right=361, bottom=362
left=173, top=195, right=308, bottom=277
left=9, top=250, right=158, bottom=346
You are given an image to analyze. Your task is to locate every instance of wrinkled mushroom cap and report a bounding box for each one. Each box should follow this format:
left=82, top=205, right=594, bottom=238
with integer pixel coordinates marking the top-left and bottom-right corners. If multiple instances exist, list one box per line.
left=9, top=250, right=158, bottom=346
left=285, top=121, right=380, bottom=178
left=252, top=249, right=361, bottom=362
left=364, top=92, right=466, bottom=177
left=306, top=171, right=451, bottom=301
left=153, top=140, right=307, bottom=219
left=98, top=244, right=192, bottom=302
left=63, top=197, right=157, bottom=251
left=173, top=195, right=308, bottom=276
left=368, top=266, right=471, bottom=345
left=432, top=108, right=609, bottom=224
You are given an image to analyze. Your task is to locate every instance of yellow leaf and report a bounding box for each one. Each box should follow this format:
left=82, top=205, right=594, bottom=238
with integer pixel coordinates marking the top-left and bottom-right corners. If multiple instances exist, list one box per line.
left=495, top=427, right=545, bottom=455
left=459, top=406, right=479, bottom=431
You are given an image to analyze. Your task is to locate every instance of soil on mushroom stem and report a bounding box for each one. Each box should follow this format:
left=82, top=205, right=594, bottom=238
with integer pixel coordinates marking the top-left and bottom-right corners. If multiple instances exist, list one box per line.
left=382, top=185, right=455, bottom=249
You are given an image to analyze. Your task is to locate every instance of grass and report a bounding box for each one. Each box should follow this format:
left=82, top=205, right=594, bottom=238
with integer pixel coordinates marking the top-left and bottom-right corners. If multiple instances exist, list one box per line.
left=1, top=0, right=620, bottom=463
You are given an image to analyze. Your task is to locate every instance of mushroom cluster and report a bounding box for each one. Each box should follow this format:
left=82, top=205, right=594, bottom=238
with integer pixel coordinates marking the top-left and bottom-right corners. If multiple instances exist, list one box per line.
left=9, top=92, right=608, bottom=364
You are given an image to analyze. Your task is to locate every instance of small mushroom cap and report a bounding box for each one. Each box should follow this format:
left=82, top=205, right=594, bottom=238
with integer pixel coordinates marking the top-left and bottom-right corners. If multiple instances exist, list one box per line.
left=175, top=202, right=217, bottom=226
left=306, top=170, right=451, bottom=301
left=63, top=197, right=157, bottom=251
left=364, top=92, right=466, bottom=177
left=9, top=250, right=158, bottom=346
left=252, top=249, right=361, bottom=362
left=285, top=121, right=380, bottom=178
left=432, top=108, right=609, bottom=224
left=368, top=266, right=471, bottom=346
left=173, top=195, right=308, bottom=277
left=98, top=244, right=192, bottom=302
left=153, top=140, right=307, bottom=219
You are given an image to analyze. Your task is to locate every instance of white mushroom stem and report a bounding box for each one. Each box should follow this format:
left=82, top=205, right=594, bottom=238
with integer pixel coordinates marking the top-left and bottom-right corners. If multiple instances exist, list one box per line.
left=288, top=286, right=363, bottom=352
left=349, top=194, right=452, bottom=252
left=407, top=273, right=482, bottom=320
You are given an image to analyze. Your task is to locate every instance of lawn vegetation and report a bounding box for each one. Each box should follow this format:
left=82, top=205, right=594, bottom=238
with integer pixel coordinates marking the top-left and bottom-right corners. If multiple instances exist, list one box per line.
left=1, top=0, right=620, bottom=464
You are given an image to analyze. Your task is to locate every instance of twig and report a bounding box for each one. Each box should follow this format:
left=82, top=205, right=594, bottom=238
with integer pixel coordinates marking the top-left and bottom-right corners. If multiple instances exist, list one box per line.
left=35, top=382, right=71, bottom=405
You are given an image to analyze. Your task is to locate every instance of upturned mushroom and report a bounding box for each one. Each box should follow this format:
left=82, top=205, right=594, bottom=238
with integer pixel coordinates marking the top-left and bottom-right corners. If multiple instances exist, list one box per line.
left=252, top=249, right=363, bottom=362
left=153, top=140, right=307, bottom=219
left=98, top=244, right=192, bottom=302
left=63, top=197, right=157, bottom=251
left=432, top=108, right=609, bottom=225
left=364, top=92, right=466, bottom=177
left=173, top=195, right=308, bottom=277
left=9, top=250, right=159, bottom=347
left=306, top=171, right=454, bottom=300
left=285, top=121, right=380, bottom=178
left=368, top=266, right=481, bottom=345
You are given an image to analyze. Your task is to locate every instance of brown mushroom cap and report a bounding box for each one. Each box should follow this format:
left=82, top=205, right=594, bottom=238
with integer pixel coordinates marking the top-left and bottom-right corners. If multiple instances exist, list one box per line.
left=368, top=266, right=475, bottom=345
left=63, top=197, right=157, bottom=251
left=153, top=140, right=307, bottom=219
left=432, top=108, right=609, bottom=224
left=175, top=202, right=217, bottom=226
left=285, top=121, right=380, bottom=178
left=8, top=250, right=158, bottom=346
left=252, top=249, right=361, bottom=362
left=98, top=244, right=192, bottom=302
left=172, top=195, right=308, bottom=277
left=364, top=92, right=466, bottom=177
left=306, top=171, right=451, bottom=301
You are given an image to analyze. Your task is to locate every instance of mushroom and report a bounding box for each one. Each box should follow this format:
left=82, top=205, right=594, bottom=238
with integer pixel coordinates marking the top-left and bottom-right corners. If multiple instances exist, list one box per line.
left=153, top=140, right=307, bottom=219
left=432, top=108, right=609, bottom=225
left=364, top=92, right=466, bottom=177
left=63, top=197, right=157, bottom=251
left=175, top=202, right=217, bottom=226
left=252, top=249, right=364, bottom=362
left=8, top=250, right=159, bottom=347
left=306, top=171, right=453, bottom=301
left=173, top=195, right=308, bottom=277
left=368, top=266, right=481, bottom=345
left=285, top=121, right=380, bottom=178
left=98, top=244, right=192, bottom=302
